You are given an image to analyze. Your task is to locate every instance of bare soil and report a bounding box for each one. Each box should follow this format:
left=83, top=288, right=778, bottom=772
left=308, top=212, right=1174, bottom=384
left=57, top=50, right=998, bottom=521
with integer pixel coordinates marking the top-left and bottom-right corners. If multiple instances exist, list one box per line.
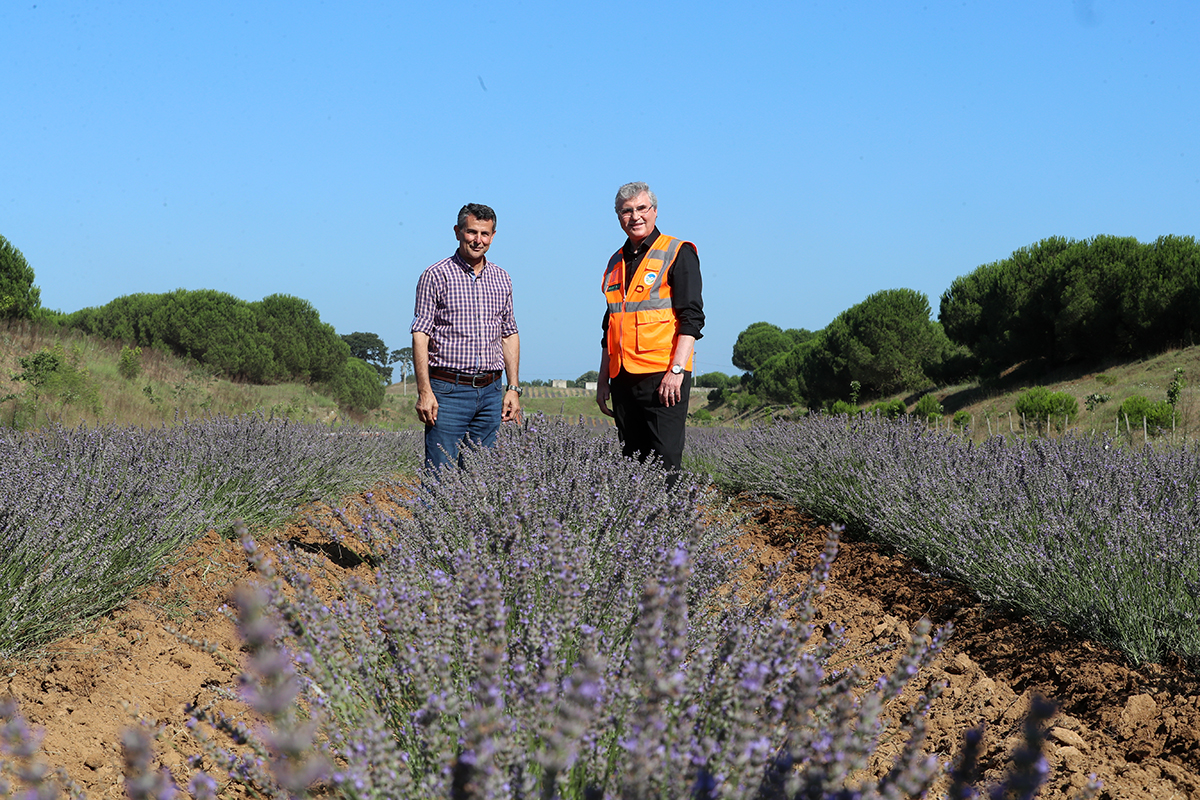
left=3, top=486, right=1199, bottom=799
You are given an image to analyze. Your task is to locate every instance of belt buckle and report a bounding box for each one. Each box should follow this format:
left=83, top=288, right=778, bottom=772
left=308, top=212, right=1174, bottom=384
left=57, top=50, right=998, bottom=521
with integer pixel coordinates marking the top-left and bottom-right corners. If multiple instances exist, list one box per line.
left=471, top=373, right=488, bottom=387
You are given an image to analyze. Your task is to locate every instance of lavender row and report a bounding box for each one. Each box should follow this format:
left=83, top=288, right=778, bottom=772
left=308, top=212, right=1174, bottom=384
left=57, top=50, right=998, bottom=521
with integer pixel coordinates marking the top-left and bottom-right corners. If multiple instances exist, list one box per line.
left=689, top=415, right=1200, bottom=665
left=0, top=415, right=422, bottom=656
left=0, top=417, right=1098, bottom=798
left=223, top=418, right=988, bottom=799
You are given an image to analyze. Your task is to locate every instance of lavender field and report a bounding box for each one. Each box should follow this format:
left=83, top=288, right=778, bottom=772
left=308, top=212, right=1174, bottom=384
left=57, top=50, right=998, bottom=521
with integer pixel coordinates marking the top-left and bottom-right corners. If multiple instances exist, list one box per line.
left=0, top=415, right=421, bottom=656
left=688, top=415, right=1200, bottom=667
left=0, top=414, right=1113, bottom=798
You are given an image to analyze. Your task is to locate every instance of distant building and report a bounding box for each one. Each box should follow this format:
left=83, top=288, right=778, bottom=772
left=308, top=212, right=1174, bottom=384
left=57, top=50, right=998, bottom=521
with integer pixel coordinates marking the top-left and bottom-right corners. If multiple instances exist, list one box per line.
left=585, top=381, right=598, bottom=393
left=552, top=379, right=568, bottom=388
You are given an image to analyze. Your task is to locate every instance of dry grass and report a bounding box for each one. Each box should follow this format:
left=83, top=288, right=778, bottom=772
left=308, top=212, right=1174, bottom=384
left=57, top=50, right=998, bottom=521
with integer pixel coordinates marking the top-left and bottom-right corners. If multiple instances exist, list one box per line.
left=0, top=320, right=351, bottom=428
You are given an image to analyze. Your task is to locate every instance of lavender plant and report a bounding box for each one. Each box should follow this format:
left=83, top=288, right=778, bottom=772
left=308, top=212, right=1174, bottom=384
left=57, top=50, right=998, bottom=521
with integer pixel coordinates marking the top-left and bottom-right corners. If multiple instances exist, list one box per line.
left=238, top=520, right=969, bottom=798
left=0, top=414, right=421, bottom=656
left=691, top=414, right=1200, bottom=665
left=0, top=696, right=85, bottom=799
left=0, top=415, right=1100, bottom=799
left=210, top=418, right=1083, bottom=799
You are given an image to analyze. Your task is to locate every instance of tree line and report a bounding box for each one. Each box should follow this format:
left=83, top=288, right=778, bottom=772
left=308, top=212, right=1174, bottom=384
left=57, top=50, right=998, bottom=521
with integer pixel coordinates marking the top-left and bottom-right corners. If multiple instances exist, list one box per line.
left=58, top=290, right=392, bottom=411
left=940, top=234, right=1199, bottom=375
left=733, top=234, right=1200, bottom=409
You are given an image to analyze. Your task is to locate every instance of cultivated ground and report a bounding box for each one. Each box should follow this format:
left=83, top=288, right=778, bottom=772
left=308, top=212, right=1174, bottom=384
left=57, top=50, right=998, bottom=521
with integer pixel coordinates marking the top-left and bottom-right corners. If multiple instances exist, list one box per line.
left=2, top=485, right=1198, bottom=799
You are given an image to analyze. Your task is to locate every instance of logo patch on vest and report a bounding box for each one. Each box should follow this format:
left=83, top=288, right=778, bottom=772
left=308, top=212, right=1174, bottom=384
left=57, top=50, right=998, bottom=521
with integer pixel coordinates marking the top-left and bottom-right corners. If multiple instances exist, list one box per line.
left=643, top=272, right=658, bottom=285
left=606, top=282, right=621, bottom=292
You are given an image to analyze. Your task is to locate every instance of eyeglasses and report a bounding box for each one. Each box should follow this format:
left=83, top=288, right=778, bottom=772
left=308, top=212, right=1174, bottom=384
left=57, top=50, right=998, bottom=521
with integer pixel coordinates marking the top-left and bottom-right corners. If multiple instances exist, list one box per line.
left=617, top=203, right=654, bottom=221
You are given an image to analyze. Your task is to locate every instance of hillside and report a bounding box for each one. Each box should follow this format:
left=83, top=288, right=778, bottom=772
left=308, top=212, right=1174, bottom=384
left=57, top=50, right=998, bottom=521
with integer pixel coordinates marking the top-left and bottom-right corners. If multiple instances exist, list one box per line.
left=0, top=320, right=619, bottom=431
left=8, top=316, right=1200, bottom=443
left=698, top=344, right=1200, bottom=443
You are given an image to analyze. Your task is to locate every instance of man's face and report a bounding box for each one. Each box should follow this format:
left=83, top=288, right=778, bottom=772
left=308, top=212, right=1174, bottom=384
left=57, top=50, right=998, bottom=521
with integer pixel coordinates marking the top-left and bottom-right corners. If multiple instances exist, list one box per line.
left=454, top=214, right=496, bottom=263
left=616, top=192, right=657, bottom=244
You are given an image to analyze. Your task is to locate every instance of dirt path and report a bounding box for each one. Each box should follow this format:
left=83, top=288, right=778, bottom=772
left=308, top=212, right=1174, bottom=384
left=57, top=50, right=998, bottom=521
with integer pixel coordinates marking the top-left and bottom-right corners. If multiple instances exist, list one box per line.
left=2, top=488, right=1198, bottom=799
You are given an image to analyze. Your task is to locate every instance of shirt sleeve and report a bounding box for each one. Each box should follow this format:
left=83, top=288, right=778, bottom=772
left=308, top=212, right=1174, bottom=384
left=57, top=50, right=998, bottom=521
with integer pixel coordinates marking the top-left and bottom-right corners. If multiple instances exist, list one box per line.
left=668, top=243, right=704, bottom=340
left=410, top=268, right=439, bottom=335
left=500, top=274, right=518, bottom=338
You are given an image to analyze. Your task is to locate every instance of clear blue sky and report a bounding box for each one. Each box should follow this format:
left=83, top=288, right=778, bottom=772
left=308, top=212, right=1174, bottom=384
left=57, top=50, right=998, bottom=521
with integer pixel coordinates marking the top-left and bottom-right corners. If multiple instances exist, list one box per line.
left=3, top=1, right=1197, bottom=381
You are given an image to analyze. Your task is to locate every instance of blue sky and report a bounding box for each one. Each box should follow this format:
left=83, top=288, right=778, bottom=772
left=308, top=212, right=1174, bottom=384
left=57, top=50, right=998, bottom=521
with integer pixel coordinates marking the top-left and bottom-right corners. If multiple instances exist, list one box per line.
left=2, top=1, right=1197, bottom=381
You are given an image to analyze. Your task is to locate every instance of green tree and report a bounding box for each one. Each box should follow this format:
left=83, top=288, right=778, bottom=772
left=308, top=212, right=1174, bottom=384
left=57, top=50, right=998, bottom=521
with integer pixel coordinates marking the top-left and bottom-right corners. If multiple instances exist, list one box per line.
left=0, top=235, right=41, bottom=320
left=342, top=332, right=393, bottom=384
left=390, top=346, right=414, bottom=393
left=1120, top=235, right=1200, bottom=351
left=118, top=345, right=143, bottom=380
left=695, top=371, right=731, bottom=390
left=156, top=289, right=276, bottom=382
left=753, top=343, right=809, bottom=405
left=1052, top=236, right=1137, bottom=362
left=940, top=237, right=1074, bottom=375
left=573, top=370, right=600, bottom=388
left=940, top=234, right=1200, bottom=376
left=254, top=294, right=348, bottom=382
left=66, top=290, right=345, bottom=385
left=824, top=288, right=948, bottom=397
left=12, top=349, right=61, bottom=404
left=732, top=322, right=811, bottom=374
left=1168, top=368, right=1186, bottom=408
left=323, top=357, right=385, bottom=412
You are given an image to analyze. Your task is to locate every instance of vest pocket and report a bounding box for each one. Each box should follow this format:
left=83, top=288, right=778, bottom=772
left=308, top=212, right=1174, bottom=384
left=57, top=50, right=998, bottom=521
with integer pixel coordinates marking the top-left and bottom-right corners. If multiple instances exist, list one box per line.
left=635, top=317, right=673, bottom=354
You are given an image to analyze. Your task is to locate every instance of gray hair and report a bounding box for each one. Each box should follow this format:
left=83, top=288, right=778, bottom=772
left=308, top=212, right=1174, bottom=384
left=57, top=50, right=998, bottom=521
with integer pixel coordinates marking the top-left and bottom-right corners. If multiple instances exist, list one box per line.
left=457, top=203, right=497, bottom=228
left=614, top=182, right=657, bottom=212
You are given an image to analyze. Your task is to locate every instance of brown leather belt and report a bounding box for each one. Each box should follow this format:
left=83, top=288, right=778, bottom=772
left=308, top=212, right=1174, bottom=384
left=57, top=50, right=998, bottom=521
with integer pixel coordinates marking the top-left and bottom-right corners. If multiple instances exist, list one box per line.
left=429, top=368, right=502, bottom=387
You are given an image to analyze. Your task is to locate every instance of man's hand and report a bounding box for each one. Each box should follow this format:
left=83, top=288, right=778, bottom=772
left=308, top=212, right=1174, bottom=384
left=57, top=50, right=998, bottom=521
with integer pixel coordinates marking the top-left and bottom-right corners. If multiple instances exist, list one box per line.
left=658, top=371, right=685, bottom=407
left=503, top=391, right=522, bottom=423
left=415, top=390, right=438, bottom=426
left=596, top=381, right=615, bottom=417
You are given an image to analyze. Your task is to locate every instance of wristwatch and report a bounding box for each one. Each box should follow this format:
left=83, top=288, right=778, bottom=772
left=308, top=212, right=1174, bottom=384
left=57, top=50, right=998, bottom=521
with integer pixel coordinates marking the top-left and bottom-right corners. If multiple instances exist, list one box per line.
left=670, top=365, right=684, bottom=375
left=505, top=384, right=523, bottom=396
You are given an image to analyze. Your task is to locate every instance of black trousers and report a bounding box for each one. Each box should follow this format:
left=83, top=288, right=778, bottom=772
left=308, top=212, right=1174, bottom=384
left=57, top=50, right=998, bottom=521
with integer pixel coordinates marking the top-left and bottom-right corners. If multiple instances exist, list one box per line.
left=609, top=369, right=691, bottom=479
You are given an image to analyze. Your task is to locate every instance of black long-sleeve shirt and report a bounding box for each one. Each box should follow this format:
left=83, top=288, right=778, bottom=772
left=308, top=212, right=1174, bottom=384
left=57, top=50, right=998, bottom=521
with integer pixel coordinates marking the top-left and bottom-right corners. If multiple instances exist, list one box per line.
left=601, top=226, right=705, bottom=347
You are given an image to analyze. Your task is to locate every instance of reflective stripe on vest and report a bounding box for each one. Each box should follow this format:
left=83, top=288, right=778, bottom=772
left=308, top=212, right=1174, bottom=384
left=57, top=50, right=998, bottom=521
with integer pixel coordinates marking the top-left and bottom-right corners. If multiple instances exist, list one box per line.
left=602, top=234, right=695, bottom=376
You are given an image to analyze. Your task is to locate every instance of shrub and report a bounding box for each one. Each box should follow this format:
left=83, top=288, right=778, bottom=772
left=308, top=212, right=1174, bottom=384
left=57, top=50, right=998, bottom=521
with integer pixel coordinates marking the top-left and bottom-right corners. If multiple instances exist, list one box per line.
left=1168, top=367, right=1186, bottom=407
left=322, top=357, right=385, bottom=412
left=867, top=398, right=907, bottom=419
left=953, top=409, right=971, bottom=431
left=828, top=399, right=857, bottom=416
left=1118, top=394, right=1175, bottom=434
left=8, top=343, right=102, bottom=427
left=736, top=392, right=760, bottom=412
left=913, top=392, right=943, bottom=421
left=691, top=407, right=712, bottom=423
left=1084, top=392, right=1110, bottom=412
left=117, top=344, right=142, bottom=380
left=695, top=371, right=731, bottom=390
left=1014, top=386, right=1078, bottom=431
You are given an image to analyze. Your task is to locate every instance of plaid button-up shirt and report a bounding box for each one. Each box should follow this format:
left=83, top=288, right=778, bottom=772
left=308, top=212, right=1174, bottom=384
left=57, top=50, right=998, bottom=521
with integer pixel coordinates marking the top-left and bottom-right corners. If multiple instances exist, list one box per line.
left=410, top=252, right=518, bottom=373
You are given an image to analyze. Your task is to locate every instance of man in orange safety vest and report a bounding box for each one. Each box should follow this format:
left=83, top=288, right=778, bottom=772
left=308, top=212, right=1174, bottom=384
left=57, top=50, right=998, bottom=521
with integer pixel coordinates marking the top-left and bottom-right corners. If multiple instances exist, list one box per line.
left=597, top=182, right=705, bottom=485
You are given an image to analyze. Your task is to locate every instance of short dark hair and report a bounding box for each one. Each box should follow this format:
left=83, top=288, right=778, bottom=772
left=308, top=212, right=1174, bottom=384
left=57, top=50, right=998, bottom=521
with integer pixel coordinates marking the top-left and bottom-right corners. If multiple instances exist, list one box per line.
left=457, top=203, right=497, bottom=227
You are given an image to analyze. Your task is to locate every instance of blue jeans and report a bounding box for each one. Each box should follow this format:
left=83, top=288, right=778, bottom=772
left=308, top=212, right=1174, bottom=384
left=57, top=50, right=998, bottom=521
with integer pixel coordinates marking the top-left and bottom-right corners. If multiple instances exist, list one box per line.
left=424, top=377, right=503, bottom=472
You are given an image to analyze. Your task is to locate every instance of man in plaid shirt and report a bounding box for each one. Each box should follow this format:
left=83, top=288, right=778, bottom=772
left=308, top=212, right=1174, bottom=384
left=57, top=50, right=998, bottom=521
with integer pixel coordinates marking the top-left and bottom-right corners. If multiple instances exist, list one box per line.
left=411, top=203, right=522, bottom=472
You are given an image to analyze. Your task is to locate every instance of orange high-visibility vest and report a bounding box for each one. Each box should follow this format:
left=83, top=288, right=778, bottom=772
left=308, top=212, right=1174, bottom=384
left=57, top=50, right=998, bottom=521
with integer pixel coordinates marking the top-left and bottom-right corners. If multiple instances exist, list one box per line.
left=603, top=233, right=696, bottom=377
